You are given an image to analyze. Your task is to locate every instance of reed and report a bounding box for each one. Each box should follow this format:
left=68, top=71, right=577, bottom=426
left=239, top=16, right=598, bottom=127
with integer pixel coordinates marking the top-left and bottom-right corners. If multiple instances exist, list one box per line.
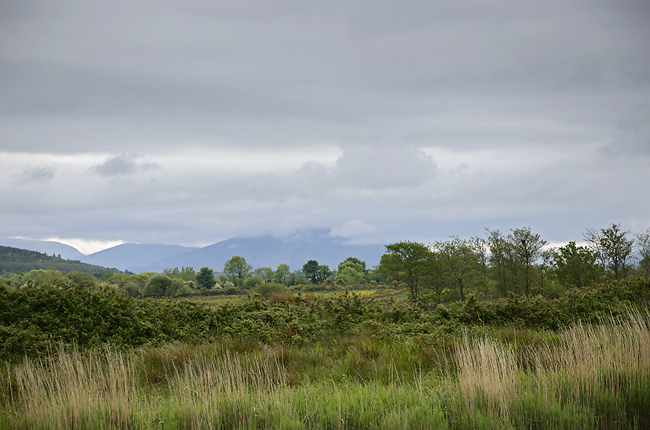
left=1, top=309, right=648, bottom=429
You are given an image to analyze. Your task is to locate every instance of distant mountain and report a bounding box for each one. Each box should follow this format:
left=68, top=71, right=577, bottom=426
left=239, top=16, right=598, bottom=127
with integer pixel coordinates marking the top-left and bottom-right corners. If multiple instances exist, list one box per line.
left=0, top=245, right=119, bottom=275
left=0, top=237, right=84, bottom=261
left=81, top=243, right=199, bottom=273
left=1, top=230, right=389, bottom=274
left=132, top=230, right=387, bottom=273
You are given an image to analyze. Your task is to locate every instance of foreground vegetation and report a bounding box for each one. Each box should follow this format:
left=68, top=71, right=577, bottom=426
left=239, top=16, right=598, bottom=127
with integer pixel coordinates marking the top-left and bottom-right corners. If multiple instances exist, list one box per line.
left=1, top=308, right=648, bottom=429
left=1, top=222, right=649, bottom=428
left=1, top=274, right=649, bottom=428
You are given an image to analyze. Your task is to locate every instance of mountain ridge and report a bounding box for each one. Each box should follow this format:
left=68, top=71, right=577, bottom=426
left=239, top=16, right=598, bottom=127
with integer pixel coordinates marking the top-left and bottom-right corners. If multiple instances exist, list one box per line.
left=0, top=230, right=387, bottom=273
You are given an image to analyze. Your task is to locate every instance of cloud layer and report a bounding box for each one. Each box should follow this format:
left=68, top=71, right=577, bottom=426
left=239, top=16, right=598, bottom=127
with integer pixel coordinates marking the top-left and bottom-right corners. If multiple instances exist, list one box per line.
left=1, top=0, right=649, bottom=252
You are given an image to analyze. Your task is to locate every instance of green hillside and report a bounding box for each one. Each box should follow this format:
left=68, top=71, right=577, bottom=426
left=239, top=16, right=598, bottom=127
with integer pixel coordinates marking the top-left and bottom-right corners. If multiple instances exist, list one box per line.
left=0, top=245, right=119, bottom=275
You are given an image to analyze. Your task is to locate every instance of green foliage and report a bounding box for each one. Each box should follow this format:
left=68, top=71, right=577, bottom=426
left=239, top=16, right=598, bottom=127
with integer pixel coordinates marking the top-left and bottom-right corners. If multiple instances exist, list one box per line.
left=0, top=245, right=119, bottom=276
left=223, top=256, right=252, bottom=286
left=196, top=266, right=216, bottom=289
left=274, top=263, right=291, bottom=285
left=302, top=260, right=332, bottom=284
left=253, top=282, right=288, bottom=300
left=585, top=223, right=635, bottom=279
left=243, top=275, right=264, bottom=289
left=336, top=257, right=367, bottom=285
left=253, top=266, right=274, bottom=283
left=554, top=241, right=600, bottom=288
left=380, top=241, right=432, bottom=301
left=143, top=274, right=173, bottom=297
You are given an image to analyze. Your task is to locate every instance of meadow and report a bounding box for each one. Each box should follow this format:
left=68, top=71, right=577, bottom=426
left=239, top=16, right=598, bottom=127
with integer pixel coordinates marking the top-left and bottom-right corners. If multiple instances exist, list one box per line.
left=1, top=309, right=648, bottom=429
left=1, top=277, right=649, bottom=429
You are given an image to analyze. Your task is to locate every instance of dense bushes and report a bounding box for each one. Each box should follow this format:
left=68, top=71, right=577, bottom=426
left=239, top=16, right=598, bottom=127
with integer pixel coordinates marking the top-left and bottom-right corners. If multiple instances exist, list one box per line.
left=0, top=282, right=219, bottom=360
left=1, top=277, right=649, bottom=361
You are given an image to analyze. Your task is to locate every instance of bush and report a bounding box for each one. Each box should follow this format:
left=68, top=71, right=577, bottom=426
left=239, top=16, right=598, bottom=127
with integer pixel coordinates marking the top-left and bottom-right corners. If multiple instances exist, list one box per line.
left=243, top=276, right=264, bottom=289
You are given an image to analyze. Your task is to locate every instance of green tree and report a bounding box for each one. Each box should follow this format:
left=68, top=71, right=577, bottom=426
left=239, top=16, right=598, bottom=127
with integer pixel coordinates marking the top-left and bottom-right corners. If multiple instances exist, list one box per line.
left=243, top=275, right=264, bottom=289
left=144, top=274, right=172, bottom=297
left=66, top=271, right=97, bottom=288
left=432, top=237, right=482, bottom=302
left=553, top=241, right=600, bottom=288
left=486, top=229, right=514, bottom=297
left=584, top=223, right=634, bottom=279
left=335, top=257, right=367, bottom=285
left=223, top=256, right=252, bottom=286
left=379, top=241, right=431, bottom=301
left=302, top=260, right=332, bottom=284
left=253, top=267, right=274, bottom=283
left=510, top=227, right=547, bottom=296
left=274, top=264, right=291, bottom=285
left=486, top=228, right=546, bottom=296
left=196, top=266, right=216, bottom=289
left=636, top=227, right=650, bottom=283
left=303, top=260, right=320, bottom=283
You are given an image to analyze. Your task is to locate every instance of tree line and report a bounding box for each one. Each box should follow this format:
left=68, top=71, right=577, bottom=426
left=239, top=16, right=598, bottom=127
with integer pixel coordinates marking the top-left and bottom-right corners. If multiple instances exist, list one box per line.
left=379, top=223, right=649, bottom=303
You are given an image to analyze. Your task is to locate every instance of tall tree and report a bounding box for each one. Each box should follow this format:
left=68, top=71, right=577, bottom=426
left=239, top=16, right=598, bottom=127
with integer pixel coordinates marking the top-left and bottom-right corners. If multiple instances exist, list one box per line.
left=636, top=228, right=650, bottom=283
left=553, top=242, right=600, bottom=288
left=380, top=241, right=431, bottom=301
left=584, top=223, right=634, bottom=280
left=196, top=266, right=216, bottom=289
left=510, top=227, right=547, bottom=296
left=302, top=260, right=320, bottom=284
left=302, top=260, right=332, bottom=284
left=432, top=237, right=482, bottom=302
left=274, top=264, right=291, bottom=285
left=336, top=257, right=367, bottom=285
left=486, top=229, right=513, bottom=297
left=223, top=256, right=252, bottom=286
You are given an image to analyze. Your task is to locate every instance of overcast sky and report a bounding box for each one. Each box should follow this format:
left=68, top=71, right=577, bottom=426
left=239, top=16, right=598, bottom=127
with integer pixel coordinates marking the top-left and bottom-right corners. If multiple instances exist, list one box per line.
left=1, top=0, right=649, bottom=254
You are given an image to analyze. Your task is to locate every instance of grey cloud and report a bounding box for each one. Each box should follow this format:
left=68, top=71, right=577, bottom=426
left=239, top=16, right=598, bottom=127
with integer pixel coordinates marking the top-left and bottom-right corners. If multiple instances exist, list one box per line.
left=90, top=153, right=158, bottom=177
left=14, top=165, right=56, bottom=184
left=333, top=144, right=436, bottom=189
left=1, top=0, right=650, bottom=248
left=601, top=105, right=650, bottom=158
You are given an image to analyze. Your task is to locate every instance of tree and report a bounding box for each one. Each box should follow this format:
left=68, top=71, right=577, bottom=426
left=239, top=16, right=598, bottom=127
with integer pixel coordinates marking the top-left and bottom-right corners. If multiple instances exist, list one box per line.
left=486, top=227, right=546, bottom=296
left=584, top=223, right=634, bottom=279
left=553, top=241, right=600, bottom=288
left=253, top=267, right=274, bottom=283
left=486, top=229, right=514, bottom=297
left=302, top=260, right=332, bottom=284
left=274, top=264, right=291, bottom=285
left=432, top=237, right=482, bottom=302
left=510, top=227, right=547, bottom=296
left=335, top=257, right=367, bottom=285
left=196, top=266, right=216, bottom=289
left=144, top=274, right=172, bottom=297
left=243, top=275, right=264, bottom=289
left=636, top=228, right=650, bottom=283
left=223, top=256, right=252, bottom=286
left=303, top=260, right=320, bottom=283
left=379, top=241, right=431, bottom=301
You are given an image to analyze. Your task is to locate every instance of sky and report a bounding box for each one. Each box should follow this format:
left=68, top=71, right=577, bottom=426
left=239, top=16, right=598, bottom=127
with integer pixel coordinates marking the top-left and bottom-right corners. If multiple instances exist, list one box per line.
left=1, top=0, right=649, bottom=254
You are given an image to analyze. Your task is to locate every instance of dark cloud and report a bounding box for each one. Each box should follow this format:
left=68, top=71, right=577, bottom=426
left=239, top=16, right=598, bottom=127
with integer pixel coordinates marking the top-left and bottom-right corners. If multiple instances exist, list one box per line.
left=90, top=153, right=158, bottom=177
left=601, top=105, right=650, bottom=158
left=1, top=0, right=649, bottom=248
left=14, top=165, right=56, bottom=184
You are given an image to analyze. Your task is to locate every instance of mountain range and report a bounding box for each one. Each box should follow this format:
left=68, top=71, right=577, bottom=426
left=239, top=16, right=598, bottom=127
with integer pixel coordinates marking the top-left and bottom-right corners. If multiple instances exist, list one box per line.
left=0, top=231, right=387, bottom=274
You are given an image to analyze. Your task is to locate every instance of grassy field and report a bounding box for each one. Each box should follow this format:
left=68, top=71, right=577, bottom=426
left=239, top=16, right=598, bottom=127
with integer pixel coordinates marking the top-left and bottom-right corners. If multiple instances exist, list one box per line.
left=186, top=287, right=410, bottom=307
left=1, top=309, right=648, bottom=429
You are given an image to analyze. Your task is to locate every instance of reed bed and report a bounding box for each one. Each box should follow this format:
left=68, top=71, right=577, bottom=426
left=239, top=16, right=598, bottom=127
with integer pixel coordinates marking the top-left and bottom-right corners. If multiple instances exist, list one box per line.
left=1, top=310, right=648, bottom=429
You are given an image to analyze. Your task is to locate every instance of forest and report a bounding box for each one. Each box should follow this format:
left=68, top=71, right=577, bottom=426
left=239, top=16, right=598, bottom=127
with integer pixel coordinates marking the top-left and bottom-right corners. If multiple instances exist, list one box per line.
left=0, top=223, right=649, bottom=429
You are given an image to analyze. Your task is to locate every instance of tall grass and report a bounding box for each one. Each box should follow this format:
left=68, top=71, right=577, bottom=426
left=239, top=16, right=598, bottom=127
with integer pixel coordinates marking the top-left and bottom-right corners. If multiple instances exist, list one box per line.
left=455, top=309, right=650, bottom=429
left=1, top=309, right=648, bottom=429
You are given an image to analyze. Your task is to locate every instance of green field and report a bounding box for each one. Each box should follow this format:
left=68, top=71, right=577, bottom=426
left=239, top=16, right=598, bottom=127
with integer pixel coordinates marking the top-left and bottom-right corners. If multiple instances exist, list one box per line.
left=1, top=277, right=650, bottom=429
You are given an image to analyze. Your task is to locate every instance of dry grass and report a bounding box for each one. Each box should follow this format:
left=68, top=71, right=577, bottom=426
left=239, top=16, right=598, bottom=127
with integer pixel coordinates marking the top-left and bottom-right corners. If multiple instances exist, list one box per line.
left=455, top=308, right=650, bottom=428
left=1, top=309, right=648, bottom=429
